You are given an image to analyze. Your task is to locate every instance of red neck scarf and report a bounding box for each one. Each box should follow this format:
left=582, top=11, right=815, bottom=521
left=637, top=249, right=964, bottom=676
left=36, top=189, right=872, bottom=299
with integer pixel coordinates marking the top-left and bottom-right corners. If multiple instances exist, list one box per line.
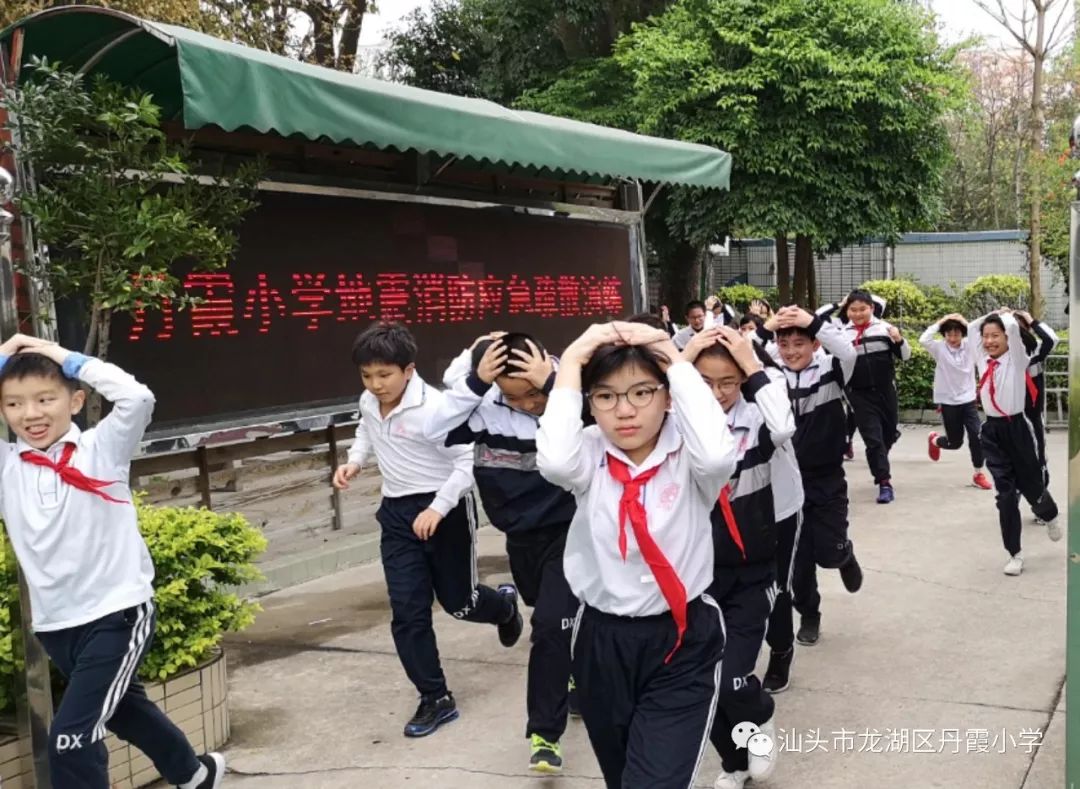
left=1024, top=371, right=1038, bottom=406
left=719, top=424, right=749, bottom=560
left=607, top=454, right=688, bottom=663
left=20, top=443, right=127, bottom=504
left=852, top=321, right=870, bottom=346
left=977, top=358, right=1008, bottom=418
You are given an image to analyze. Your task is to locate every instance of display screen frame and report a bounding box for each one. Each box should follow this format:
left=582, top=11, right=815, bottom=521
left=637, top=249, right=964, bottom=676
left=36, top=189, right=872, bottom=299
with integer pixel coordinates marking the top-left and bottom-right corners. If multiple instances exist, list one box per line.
left=97, top=186, right=644, bottom=439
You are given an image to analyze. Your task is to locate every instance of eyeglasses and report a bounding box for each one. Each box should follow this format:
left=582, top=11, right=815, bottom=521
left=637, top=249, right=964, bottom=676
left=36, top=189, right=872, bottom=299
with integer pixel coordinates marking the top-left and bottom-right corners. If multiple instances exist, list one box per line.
left=587, top=384, right=665, bottom=412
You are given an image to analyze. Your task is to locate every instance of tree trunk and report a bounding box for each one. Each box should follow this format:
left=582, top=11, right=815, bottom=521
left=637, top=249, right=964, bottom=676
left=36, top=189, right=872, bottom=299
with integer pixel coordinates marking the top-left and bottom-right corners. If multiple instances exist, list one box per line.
left=337, top=0, right=367, bottom=72
left=1028, top=10, right=1046, bottom=319
left=659, top=239, right=700, bottom=311
left=307, top=0, right=335, bottom=67
left=806, top=242, right=818, bottom=309
left=775, top=233, right=790, bottom=305
left=792, top=234, right=812, bottom=307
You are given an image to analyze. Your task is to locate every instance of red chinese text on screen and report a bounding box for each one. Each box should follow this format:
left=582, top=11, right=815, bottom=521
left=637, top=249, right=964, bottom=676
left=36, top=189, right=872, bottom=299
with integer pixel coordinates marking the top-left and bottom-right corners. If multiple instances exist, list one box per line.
left=126, top=271, right=625, bottom=342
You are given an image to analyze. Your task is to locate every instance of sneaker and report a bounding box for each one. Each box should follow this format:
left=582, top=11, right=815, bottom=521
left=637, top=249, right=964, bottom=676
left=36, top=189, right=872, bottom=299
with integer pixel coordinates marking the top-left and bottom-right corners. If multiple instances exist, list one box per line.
left=714, top=769, right=750, bottom=789
left=762, top=648, right=794, bottom=694
left=1047, top=518, right=1063, bottom=542
left=839, top=555, right=863, bottom=593
left=748, top=718, right=778, bottom=779
left=928, top=432, right=941, bottom=461
left=876, top=484, right=894, bottom=504
left=529, top=734, right=563, bottom=774
left=972, top=471, right=992, bottom=490
left=568, top=676, right=581, bottom=718
left=497, top=584, right=524, bottom=648
left=404, top=693, right=459, bottom=737
left=182, top=753, right=225, bottom=789
left=844, top=441, right=855, bottom=461
left=1003, top=554, right=1024, bottom=576
left=796, top=615, right=820, bottom=646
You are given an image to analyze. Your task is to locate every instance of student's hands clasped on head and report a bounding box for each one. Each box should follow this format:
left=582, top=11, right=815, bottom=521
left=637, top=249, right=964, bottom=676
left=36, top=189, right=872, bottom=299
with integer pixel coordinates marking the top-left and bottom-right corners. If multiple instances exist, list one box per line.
left=505, top=338, right=553, bottom=390
left=715, top=325, right=762, bottom=376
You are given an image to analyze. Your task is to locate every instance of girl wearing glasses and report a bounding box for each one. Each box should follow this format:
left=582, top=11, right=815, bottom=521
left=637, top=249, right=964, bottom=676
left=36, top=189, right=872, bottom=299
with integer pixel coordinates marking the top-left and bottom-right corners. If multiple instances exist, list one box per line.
left=536, top=321, right=737, bottom=789
left=682, top=326, right=795, bottom=789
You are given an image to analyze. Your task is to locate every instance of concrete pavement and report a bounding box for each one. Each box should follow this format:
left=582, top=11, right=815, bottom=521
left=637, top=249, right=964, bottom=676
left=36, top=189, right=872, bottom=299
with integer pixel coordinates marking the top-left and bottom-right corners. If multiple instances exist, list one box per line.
left=215, top=426, right=1069, bottom=788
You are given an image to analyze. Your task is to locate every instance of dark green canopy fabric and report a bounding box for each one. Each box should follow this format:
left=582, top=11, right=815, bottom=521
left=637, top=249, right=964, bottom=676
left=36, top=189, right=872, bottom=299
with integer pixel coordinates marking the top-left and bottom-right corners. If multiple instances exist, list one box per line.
left=2, top=6, right=732, bottom=190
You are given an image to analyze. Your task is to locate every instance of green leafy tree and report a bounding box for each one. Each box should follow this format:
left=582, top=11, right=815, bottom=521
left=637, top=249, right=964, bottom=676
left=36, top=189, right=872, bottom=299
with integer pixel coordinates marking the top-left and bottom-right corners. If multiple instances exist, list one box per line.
left=2, top=59, right=260, bottom=419
left=0, top=0, right=202, bottom=30
left=615, top=0, right=964, bottom=307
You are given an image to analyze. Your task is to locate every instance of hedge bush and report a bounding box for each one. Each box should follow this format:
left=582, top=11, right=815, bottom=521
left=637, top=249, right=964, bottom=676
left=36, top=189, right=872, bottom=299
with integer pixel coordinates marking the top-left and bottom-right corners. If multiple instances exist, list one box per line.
left=714, top=284, right=766, bottom=312
left=961, top=274, right=1030, bottom=317
left=896, top=330, right=937, bottom=410
left=0, top=498, right=266, bottom=713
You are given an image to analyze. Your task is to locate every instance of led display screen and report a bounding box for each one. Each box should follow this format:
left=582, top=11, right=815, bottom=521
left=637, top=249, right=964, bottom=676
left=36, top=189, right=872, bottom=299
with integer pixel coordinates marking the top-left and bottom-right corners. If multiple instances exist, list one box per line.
left=105, top=191, right=636, bottom=429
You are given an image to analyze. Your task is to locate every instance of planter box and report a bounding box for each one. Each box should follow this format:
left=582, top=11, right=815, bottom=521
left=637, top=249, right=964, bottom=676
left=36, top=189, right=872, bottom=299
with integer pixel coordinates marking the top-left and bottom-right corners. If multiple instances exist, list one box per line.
left=0, top=648, right=229, bottom=789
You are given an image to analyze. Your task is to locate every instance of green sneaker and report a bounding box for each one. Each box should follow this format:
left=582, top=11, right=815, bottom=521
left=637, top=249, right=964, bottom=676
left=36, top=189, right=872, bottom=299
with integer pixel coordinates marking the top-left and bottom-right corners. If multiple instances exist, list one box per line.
left=529, top=734, right=563, bottom=774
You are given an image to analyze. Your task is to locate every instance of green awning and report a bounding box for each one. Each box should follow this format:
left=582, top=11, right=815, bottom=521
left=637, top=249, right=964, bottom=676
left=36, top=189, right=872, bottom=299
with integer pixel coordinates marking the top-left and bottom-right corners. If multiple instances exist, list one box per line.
left=1, top=6, right=732, bottom=191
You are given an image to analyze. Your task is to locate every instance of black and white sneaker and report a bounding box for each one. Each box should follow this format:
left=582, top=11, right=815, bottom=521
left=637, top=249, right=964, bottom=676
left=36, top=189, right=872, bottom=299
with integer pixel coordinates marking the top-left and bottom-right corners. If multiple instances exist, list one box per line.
left=182, top=753, right=225, bottom=789
left=797, top=615, right=820, bottom=646
left=497, top=584, right=524, bottom=648
left=762, top=648, right=794, bottom=694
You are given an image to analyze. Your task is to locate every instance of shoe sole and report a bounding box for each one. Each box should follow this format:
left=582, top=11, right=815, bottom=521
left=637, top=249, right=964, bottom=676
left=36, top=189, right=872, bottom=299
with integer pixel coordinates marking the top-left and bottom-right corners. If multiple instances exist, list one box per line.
left=529, top=761, right=563, bottom=775
left=763, top=677, right=790, bottom=694
left=404, top=708, right=459, bottom=738
left=796, top=634, right=818, bottom=646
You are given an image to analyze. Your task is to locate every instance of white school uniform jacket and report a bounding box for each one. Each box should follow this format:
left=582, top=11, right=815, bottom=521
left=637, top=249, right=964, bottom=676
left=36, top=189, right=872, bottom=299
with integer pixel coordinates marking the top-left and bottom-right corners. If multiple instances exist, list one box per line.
left=918, top=322, right=976, bottom=406
left=348, top=373, right=474, bottom=516
left=968, top=313, right=1030, bottom=418
left=0, top=355, right=155, bottom=632
left=764, top=366, right=804, bottom=520
left=536, top=362, right=738, bottom=617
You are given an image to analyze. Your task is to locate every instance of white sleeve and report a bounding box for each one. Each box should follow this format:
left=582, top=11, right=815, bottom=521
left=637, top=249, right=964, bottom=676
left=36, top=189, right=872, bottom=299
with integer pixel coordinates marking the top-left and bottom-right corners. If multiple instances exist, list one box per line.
left=423, top=372, right=487, bottom=443
left=442, top=348, right=473, bottom=387
left=536, top=388, right=599, bottom=496
left=1002, top=313, right=1028, bottom=367
left=667, top=362, right=737, bottom=501
left=745, top=371, right=795, bottom=447
left=346, top=416, right=376, bottom=468
left=919, top=323, right=944, bottom=360
left=968, top=315, right=989, bottom=367
left=76, top=357, right=155, bottom=468
left=813, top=319, right=857, bottom=383
left=430, top=442, right=475, bottom=517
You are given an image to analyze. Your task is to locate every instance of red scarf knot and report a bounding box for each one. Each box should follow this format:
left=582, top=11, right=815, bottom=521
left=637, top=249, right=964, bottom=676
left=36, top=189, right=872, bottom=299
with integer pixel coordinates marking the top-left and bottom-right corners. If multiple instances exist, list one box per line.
left=607, top=454, right=688, bottom=664
left=20, top=443, right=127, bottom=504
left=977, top=358, right=1008, bottom=418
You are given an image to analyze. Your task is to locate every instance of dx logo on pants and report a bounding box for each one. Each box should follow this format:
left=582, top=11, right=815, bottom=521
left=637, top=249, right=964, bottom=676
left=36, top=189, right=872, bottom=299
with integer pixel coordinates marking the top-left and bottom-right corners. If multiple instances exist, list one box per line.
left=56, top=733, right=84, bottom=752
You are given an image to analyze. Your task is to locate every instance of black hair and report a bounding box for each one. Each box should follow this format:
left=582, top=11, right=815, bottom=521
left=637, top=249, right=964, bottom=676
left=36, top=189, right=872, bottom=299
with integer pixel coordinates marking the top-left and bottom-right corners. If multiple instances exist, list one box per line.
left=939, top=319, right=967, bottom=337
left=740, top=314, right=764, bottom=330
left=470, top=332, right=546, bottom=373
left=684, top=300, right=706, bottom=315
left=980, top=315, right=1006, bottom=336
left=351, top=321, right=417, bottom=369
left=0, top=353, right=79, bottom=394
left=582, top=344, right=669, bottom=394
left=847, top=289, right=875, bottom=307
left=695, top=336, right=779, bottom=373
left=775, top=325, right=815, bottom=341
left=626, top=312, right=668, bottom=332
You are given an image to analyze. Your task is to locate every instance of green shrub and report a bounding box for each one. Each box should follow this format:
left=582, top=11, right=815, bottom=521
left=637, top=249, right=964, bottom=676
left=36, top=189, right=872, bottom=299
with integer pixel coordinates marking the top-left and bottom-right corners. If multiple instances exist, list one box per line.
left=896, top=330, right=937, bottom=410
left=961, top=274, right=1030, bottom=317
left=859, top=279, right=930, bottom=326
left=715, top=283, right=765, bottom=312
left=0, top=499, right=266, bottom=712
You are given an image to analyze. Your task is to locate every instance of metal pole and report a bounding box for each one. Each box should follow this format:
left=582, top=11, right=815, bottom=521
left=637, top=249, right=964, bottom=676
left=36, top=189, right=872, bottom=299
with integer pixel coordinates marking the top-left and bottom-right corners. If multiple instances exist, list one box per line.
left=0, top=166, right=52, bottom=788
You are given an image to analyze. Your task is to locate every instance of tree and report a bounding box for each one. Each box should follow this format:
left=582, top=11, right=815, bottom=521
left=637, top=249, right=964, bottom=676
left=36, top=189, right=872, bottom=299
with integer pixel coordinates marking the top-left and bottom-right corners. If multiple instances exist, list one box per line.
left=975, top=0, right=1072, bottom=318
left=2, top=59, right=259, bottom=419
left=614, top=0, right=964, bottom=307
left=200, top=0, right=371, bottom=72
left=1, top=0, right=201, bottom=29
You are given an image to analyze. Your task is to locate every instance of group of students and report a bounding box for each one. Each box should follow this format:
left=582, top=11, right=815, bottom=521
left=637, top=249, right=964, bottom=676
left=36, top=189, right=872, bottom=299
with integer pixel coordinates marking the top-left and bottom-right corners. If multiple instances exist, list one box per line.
left=332, top=286, right=1064, bottom=789
left=0, top=283, right=1057, bottom=789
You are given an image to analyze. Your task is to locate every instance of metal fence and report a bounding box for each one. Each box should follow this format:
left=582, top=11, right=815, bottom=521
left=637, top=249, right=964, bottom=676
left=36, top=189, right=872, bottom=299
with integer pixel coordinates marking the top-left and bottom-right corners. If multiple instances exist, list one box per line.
left=703, top=230, right=1068, bottom=329
left=1045, top=353, right=1068, bottom=427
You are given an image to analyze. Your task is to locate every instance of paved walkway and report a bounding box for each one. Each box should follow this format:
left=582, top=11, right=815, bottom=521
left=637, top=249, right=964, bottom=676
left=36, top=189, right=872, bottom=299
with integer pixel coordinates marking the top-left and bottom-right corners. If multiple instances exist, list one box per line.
left=215, top=426, right=1068, bottom=788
